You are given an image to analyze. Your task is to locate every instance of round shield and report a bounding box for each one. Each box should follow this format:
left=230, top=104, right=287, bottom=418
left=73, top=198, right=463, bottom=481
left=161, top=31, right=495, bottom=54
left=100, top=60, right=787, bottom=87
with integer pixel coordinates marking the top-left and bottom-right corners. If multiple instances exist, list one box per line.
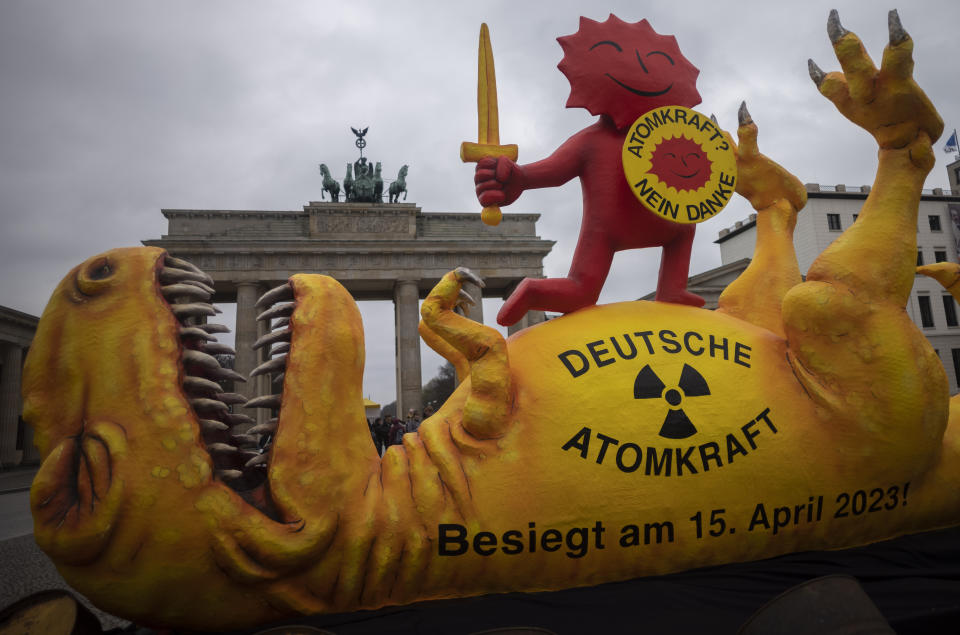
left=622, top=106, right=737, bottom=224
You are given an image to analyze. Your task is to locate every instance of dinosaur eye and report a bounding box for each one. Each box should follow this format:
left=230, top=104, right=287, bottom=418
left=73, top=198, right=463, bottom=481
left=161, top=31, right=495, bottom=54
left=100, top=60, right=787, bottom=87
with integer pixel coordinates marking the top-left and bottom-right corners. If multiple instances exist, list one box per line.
left=590, top=40, right=622, bottom=52
left=74, top=256, right=116, bottom=298
left=89, top=260, right=113, bottom=280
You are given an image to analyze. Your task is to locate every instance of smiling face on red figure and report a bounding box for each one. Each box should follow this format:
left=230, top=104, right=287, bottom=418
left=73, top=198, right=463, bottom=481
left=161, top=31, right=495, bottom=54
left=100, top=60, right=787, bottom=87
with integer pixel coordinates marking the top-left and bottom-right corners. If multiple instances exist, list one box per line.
left=557, top=15, right=701, bottom=130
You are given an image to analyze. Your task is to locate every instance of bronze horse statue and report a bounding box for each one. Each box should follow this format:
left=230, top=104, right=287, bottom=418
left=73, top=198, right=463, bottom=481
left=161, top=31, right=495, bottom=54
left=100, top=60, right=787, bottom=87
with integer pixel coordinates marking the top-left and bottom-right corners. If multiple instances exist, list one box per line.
left=318, top=164, right=340, bottom=202
left=389, top=164, right=408, bottom=203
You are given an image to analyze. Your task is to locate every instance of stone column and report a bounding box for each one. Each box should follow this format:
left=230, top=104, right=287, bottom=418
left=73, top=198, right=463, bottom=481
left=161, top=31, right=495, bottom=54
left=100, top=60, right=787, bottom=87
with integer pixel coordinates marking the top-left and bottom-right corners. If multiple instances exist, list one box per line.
left=256, top=307, right=271, bottom=425
left=394, top=279, right=423, bottom=416
left=0, top=343, right=23, bottom=468
left=234, top=282, right=261, bottom=409
left=460, top=280, right=484, bottom=324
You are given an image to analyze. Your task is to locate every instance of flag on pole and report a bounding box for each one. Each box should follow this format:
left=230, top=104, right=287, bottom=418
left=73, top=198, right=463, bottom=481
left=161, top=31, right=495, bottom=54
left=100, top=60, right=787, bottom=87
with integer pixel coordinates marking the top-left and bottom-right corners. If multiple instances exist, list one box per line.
left=945, top=130, right=959, bottom=154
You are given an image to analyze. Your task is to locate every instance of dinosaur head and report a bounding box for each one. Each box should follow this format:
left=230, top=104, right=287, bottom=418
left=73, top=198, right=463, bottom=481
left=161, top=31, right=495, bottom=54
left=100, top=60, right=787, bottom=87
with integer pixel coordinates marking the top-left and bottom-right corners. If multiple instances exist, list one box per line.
left=557, top=15, right=701, bottom=129
left=22, top=247, right=231, bottom=564
left=23, top=248, right=378, bottom=626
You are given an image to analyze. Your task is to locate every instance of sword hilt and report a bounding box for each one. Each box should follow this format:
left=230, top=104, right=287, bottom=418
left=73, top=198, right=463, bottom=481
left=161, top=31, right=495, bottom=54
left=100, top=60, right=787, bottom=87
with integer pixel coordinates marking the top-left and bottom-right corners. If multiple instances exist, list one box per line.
left=460, top=142, right=519, bottom=226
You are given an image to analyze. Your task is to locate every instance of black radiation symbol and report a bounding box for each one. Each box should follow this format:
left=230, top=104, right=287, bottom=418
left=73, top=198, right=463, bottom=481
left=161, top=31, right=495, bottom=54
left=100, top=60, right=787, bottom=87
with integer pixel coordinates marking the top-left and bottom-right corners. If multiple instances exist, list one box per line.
left=633, top=364, right=711, bottom=439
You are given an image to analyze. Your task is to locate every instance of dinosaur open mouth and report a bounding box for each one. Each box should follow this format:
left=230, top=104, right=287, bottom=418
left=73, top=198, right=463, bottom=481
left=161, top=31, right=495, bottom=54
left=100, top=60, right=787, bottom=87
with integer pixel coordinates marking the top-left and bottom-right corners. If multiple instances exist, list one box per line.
left=159, top=255, right=280, bottom=501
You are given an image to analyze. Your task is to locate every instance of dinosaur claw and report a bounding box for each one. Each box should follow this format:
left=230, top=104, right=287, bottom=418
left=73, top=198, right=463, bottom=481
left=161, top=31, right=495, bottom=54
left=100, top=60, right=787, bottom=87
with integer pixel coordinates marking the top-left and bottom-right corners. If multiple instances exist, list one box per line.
left=808, top=59, right=825, bottom=87
left=888, top=9, right=908, bottom=45
left=827, top=9, right=848, bottom=44
left=455, top=267, right=485, bottom=288
left=458, top=289, right=476, bottom=306
left=710, top=113, right=719, bottom=125
left=738, top=102, right=753, bottom=127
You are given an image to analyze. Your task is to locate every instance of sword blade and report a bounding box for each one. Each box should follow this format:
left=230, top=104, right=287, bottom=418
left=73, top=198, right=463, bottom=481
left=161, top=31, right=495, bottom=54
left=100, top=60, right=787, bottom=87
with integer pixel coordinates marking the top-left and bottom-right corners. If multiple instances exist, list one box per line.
left=477, top=23, right=500, bottom=146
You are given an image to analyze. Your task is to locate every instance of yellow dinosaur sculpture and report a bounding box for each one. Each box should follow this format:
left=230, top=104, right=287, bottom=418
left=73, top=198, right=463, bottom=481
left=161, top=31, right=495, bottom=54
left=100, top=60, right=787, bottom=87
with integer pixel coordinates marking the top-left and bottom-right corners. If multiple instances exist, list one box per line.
left=22, top=11, right=960, bottom=631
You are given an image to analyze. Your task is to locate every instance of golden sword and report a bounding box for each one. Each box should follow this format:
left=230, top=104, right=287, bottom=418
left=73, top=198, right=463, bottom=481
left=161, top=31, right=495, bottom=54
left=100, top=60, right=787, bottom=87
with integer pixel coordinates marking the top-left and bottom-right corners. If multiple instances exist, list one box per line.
left=460, top=23, right=518, bottom=226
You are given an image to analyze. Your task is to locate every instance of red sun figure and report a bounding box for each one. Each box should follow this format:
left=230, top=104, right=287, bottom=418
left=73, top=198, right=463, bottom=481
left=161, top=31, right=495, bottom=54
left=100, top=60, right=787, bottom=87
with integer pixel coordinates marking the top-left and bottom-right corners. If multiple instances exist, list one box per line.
left=475, top=15, right=705, bottom=326
left=649, top=136, right=712, bottom=191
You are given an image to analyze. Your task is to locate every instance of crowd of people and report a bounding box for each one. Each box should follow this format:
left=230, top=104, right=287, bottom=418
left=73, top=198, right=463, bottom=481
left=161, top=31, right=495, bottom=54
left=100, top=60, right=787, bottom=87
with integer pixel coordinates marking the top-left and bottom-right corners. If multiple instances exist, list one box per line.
left=367, top=405, right=435, bottom=455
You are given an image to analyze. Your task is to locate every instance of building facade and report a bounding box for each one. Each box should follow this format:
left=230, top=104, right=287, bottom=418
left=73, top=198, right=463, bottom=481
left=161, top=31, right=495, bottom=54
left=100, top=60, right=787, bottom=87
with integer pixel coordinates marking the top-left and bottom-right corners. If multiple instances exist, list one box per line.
left=716, top=182, right=960, bottom=393
left=0, top=305, right=39, bottom=469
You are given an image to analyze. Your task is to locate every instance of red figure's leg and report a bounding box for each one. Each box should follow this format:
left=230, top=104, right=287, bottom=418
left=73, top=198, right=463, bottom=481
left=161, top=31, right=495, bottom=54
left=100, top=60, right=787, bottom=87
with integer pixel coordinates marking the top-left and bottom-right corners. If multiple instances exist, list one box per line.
left=654, top=227, right=704, bottom=307
left=497, top=237, right=614, bottom=326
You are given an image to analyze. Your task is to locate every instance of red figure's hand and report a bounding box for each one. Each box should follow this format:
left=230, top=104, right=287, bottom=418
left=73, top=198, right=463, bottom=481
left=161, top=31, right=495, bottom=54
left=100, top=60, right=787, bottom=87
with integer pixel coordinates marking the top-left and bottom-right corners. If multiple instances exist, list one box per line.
left=475, top=156, right=526, bottom=207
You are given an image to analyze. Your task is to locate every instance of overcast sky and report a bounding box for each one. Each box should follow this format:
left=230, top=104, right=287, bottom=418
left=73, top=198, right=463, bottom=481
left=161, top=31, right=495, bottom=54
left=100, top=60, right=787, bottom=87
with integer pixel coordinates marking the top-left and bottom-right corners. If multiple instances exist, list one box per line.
left=1, top=0, right=958, bottom=408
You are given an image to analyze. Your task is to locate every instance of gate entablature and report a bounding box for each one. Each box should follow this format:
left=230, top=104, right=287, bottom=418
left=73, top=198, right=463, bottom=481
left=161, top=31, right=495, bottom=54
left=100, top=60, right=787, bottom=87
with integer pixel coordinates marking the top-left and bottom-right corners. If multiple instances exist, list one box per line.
left=144, top=201, right=553, bottom=417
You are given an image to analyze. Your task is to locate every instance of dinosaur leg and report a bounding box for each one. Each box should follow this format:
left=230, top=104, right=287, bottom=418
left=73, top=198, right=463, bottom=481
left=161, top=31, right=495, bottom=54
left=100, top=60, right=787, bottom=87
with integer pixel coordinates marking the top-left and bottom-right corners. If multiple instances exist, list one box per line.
left=717, top=104, right=807, bottom=337
left=780, top=11, right=947, bottom=461
left=421, top=268, right=512, bottom=439
left=497, top=236, right=614, bottom=326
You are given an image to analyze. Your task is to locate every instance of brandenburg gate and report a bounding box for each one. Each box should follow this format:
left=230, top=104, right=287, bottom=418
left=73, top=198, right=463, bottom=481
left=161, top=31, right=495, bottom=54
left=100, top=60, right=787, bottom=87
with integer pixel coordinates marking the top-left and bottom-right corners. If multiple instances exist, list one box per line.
left=143, top=201, right=554, bottom=414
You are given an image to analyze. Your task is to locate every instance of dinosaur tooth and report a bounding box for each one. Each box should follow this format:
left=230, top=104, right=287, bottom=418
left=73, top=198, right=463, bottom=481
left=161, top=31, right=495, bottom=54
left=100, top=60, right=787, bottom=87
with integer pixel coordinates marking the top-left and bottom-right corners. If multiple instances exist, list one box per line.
left=244, top=395, right=282, bottom=409
left=198, top=323, right=230, bottom=334
left=205, top=367, right=246, bottom=383
left=202, top=342, right=236, bottom=356
left=161, top=283, right=211, bottom=302
left=171, top=303, right=217, bottom=321
left=269, top=343, right=290, bottom=356
left=250, top=355, right=286, bottom=378
left=189, top=398, right=229, bottom=413
left=206, top=442, right=238, bottom=455
left=244, top=452, right=270, bottom=468
left=164, top=255, right=214, bottom=283
left=224, top=413, right=256, bottom=426
left=217, top=393, right=248, bottom=405
left=198, top=419, right=229, bottom=433
left=179, top=327, right=215, bottom=342
left=159, top=267, right=214, bottom=286
left=182, top=349, right=223, bottom=372
left=231, top=434, right=258, bottom=446
left=181, top=279, right=216, bottom=295
left=253, top=328, right=291, bottom=350
left=256, top=302, right=294, bottom=322
left=248, top=420, right=278, bottom=436
left=215, top=469, right=244, bottom=482
left=183, top=375, right=223, bottom=394
left=255, top=282, right=294, bottom=309
left=164, top=254, right=203, bottom=272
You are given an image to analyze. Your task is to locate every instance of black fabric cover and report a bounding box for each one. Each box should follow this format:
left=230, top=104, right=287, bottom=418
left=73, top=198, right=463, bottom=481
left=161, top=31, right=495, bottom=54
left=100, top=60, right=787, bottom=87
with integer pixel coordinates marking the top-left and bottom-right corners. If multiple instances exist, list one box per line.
left=192, top=525, right=960, bottom=635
